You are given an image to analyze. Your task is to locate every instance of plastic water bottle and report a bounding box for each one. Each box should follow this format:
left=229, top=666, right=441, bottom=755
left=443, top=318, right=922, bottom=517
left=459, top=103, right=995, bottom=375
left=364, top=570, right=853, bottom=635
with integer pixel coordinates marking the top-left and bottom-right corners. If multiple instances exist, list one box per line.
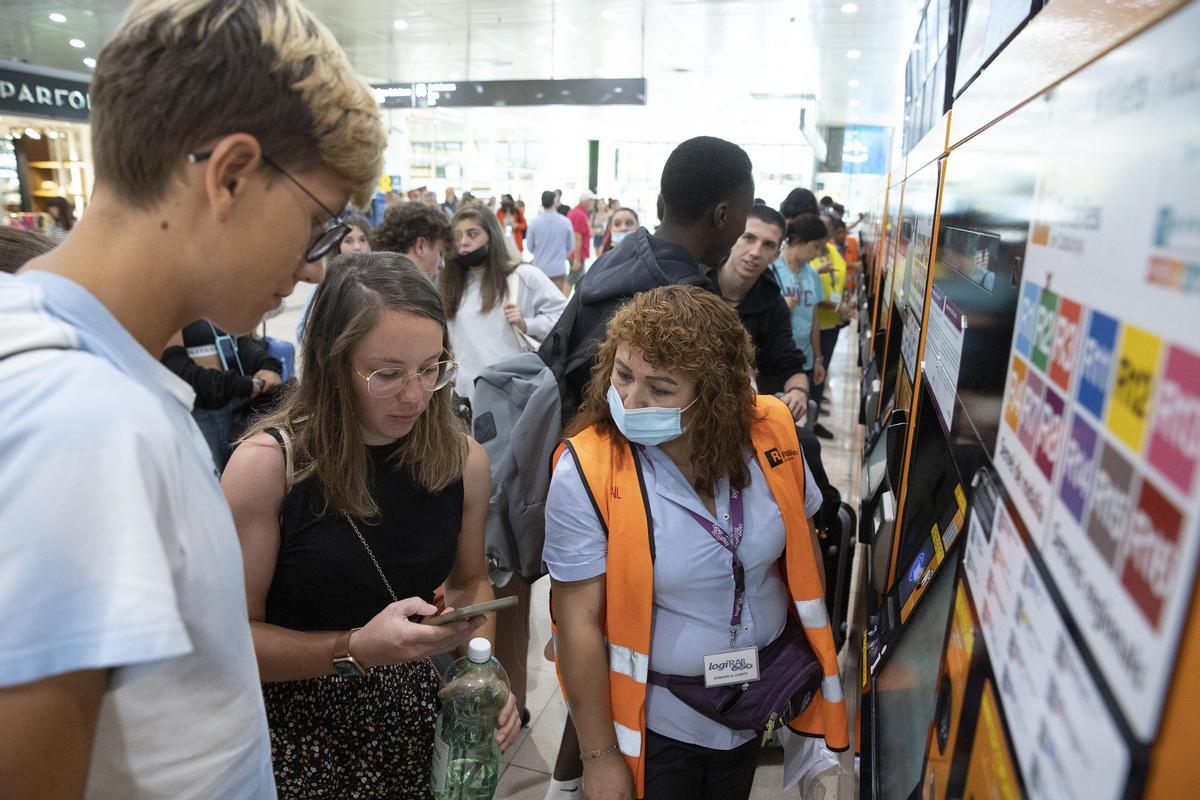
left=431, top=638, right=510, bottom=800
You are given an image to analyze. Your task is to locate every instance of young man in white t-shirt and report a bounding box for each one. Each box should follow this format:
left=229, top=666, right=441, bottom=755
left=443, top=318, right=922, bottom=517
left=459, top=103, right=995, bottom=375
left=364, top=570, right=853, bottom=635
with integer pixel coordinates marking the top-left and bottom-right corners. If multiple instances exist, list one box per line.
left=0, top=0, right=386, bottom=796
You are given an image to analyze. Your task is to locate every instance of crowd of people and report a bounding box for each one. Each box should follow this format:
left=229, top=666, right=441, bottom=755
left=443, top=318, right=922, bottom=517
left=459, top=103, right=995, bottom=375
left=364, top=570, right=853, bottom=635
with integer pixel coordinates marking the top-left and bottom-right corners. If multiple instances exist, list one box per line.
left=0, top=1, right=863, bottom=799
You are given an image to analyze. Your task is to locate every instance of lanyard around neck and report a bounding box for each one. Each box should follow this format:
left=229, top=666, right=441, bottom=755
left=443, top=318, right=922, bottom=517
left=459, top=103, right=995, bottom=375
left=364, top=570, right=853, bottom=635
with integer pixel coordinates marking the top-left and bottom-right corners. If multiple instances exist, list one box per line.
left=683, top=487, right=746, bottom=647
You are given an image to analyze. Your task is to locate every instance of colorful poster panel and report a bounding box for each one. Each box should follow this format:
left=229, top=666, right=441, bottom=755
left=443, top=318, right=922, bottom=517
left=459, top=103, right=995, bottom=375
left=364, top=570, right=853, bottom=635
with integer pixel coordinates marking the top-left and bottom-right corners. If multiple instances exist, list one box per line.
left=992, top=2, right=1200, bottom=741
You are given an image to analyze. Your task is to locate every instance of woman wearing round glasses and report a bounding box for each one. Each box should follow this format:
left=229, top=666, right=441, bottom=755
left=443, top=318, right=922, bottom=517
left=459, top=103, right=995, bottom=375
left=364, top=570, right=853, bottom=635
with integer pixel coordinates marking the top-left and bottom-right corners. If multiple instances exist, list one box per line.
left=222, top=252, right=520, bottom=798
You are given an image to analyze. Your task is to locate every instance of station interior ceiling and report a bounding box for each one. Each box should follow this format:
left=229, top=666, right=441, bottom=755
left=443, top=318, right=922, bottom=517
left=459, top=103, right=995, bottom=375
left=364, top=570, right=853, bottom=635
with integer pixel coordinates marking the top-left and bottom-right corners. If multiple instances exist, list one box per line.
left=0, top=0, right=923, bottom=143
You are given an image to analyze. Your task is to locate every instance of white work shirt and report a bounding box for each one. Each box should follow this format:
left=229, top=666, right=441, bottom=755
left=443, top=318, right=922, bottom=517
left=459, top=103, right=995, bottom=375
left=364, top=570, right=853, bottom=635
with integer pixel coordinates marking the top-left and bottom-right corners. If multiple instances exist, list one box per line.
left=0, top=271, right=275, bottom=799
left=543, top=440, right=823, bottom=750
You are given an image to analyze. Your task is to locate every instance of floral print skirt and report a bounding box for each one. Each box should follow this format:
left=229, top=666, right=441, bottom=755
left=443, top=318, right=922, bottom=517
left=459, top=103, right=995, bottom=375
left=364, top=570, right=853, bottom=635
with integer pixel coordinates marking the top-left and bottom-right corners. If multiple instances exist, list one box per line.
left=263, top=659, right=441, bottom=799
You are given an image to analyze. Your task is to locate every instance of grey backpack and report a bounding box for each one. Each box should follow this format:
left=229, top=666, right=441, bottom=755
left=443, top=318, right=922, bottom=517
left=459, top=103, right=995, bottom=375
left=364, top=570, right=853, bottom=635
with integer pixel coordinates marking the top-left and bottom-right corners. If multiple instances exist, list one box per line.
left=471, top=352, right=564, bottom=584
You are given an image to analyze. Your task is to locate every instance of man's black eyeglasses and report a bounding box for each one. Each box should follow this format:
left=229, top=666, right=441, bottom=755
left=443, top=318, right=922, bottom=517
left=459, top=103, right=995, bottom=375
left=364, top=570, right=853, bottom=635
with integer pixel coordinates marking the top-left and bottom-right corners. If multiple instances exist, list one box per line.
left=189, top=149, right=351, bottom=262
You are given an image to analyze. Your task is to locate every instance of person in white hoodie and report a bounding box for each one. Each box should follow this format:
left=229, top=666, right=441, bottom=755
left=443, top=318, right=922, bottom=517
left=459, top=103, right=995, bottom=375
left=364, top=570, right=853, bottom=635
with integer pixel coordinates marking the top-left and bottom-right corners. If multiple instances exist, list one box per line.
left=442, top=205, right=567, bottom=404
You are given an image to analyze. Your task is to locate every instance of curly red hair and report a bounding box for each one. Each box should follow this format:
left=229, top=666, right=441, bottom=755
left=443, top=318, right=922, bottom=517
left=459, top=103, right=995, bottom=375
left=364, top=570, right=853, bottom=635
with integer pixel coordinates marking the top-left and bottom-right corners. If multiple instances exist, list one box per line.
left=567, top=284, right=758, bottom=493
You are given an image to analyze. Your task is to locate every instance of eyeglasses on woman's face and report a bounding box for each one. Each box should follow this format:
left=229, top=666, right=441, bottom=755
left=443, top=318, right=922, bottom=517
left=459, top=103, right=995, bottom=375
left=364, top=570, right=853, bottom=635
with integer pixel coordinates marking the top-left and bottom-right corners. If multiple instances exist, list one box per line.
left=354, top=360, right=459, bottom=398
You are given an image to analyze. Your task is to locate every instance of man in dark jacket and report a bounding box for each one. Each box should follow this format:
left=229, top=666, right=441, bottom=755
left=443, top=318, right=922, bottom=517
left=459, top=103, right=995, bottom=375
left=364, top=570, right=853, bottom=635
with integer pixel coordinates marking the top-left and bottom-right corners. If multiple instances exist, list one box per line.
left=542, top=135, right=755, bottom=412
left=712, top=204, right=810, bottom=415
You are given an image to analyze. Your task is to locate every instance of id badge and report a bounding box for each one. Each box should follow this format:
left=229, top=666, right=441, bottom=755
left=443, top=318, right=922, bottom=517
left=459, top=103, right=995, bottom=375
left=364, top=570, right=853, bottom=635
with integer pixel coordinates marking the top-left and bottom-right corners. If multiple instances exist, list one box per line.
left=703, top=646, right=761, bottom=688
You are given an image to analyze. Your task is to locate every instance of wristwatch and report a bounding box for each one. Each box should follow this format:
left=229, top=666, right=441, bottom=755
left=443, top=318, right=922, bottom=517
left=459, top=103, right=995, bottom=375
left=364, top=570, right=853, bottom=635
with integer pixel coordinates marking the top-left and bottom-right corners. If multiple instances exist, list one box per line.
left=252, top=376, right=266, bottom=394
left=332, top=628, right=366, bottom=678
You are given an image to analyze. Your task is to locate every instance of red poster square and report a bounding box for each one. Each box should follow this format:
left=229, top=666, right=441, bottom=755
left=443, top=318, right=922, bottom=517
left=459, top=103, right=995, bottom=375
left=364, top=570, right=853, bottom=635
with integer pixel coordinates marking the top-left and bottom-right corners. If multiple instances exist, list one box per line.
left=1119, top=480, right=1184, bottom=630
left=1147, top=345, right=1200, bottom=494
left=1049, top=298, right=1083, bottom=392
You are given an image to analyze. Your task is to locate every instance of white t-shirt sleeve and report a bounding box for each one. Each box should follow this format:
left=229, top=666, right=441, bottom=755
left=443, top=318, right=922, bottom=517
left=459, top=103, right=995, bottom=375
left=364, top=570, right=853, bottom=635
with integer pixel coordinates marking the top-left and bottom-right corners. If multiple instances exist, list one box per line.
left=802, top=452, right=824, bottom=519
left=542, top=449, right=609, bottom=582
left=0, top=372, right=191, bottom=687
left=518, top=265, right=569, bottom=340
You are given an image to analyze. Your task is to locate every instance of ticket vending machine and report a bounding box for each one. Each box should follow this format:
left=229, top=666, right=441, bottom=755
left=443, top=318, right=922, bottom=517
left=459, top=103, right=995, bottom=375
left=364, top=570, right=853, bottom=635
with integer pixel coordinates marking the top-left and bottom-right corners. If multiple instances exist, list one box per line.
left=857, top=3, right=1200, bottom=798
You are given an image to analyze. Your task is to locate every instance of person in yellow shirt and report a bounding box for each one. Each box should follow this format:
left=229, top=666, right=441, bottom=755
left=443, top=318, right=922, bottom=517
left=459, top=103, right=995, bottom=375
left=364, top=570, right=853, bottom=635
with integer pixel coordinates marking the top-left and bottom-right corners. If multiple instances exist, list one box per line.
left=810, top=216, right=847, bottom=439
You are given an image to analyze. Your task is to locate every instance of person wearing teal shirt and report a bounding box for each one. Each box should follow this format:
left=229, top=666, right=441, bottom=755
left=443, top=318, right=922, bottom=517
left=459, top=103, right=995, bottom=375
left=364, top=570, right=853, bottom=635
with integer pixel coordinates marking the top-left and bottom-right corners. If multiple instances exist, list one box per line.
left=770, top=214, right=830, bottom=390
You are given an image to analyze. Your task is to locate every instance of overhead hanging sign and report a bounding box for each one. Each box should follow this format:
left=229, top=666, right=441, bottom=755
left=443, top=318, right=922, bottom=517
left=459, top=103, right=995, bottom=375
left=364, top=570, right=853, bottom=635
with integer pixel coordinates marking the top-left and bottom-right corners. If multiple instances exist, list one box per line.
left=0, top=60, right=91, bottom=122
left=992, top=3, right=1200, bottom=742
left=370, top=78, right=646, bottom=109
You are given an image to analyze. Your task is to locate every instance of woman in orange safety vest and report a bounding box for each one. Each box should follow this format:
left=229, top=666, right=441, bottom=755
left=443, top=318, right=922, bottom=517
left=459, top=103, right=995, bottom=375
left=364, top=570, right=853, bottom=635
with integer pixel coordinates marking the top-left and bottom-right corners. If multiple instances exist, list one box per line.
left=543, top=285, right=847, bottom=800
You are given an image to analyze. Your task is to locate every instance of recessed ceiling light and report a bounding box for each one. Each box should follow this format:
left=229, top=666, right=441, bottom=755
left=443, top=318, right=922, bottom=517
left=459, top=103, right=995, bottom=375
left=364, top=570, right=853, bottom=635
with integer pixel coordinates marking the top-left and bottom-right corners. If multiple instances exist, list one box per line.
left=847, top=49, right=861, bottom=59
left=24, top=128, right=42, bottom=139
left=69, top=38, right=85, bottom=48
left=905, top=95, right=912, bottom=102
left=841, top=3, right=858, bottom=12
left=83, top=57, right=96, bottom=68
left=848, top=79, right=860, bottom=88
left=849, top=99, right=860, bottom=107
left=601, top=9, right=617, bottom=19
left=49, top=12, right=67, bottom=23
left=393, top=19, right=408, bottom=30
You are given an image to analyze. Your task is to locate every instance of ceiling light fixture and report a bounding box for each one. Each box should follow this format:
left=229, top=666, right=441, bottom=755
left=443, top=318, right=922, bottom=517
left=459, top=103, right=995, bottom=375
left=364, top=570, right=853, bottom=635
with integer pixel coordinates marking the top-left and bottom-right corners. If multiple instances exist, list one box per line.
left=83, top=57, right=96, bottom=68
left=393, top=19, right=408, bottom=30
left=847, top=49, right=861, bottom=59
left=848, top=79, right=860, bottom=88
left=68, top=38, right=85, bottom=48
left=24, top=128, right=42, bottom=140
left=49, top=12, right=67, bottom=23
left=841, top=3, right=858, bottom=12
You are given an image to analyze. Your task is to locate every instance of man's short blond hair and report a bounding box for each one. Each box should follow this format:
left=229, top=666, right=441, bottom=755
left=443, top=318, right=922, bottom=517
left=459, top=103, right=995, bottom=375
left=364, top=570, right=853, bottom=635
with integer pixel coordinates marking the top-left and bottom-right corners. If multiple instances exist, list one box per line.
left=92, top=0, right=385, bottom=207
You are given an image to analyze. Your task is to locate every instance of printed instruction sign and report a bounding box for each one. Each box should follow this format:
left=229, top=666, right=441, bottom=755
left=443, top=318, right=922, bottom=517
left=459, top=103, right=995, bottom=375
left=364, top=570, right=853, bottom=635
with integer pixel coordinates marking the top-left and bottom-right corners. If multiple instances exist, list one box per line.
left=991, top=2, right=1200, bottom=741
left=925, top=284, right=966, bottom=433
left=963, top=502, right=1131, bottom=800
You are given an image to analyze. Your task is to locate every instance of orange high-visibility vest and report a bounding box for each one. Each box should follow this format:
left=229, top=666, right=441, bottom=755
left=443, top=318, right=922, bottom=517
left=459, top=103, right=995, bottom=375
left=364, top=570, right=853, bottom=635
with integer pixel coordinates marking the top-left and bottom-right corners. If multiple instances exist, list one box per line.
left=552, top=395, right=849, bottom=796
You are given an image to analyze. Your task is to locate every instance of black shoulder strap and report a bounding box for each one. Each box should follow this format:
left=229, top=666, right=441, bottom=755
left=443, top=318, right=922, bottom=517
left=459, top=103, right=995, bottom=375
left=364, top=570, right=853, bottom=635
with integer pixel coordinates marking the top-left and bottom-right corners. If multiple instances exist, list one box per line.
left=263, top=426, right=294, bottom=491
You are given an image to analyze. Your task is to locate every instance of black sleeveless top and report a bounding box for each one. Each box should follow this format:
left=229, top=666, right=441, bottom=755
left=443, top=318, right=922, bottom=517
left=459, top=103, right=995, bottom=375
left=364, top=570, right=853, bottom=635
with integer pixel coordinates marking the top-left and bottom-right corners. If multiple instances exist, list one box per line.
left=265, top=441, right=464, bottom=631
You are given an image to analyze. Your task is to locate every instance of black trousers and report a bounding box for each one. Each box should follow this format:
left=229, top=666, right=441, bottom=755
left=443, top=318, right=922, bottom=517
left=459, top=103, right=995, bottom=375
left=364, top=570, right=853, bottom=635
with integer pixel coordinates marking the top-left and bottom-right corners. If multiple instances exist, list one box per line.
left=642, top=729, right=762, bottom=800
left=811, top=325, right=844, bottom=408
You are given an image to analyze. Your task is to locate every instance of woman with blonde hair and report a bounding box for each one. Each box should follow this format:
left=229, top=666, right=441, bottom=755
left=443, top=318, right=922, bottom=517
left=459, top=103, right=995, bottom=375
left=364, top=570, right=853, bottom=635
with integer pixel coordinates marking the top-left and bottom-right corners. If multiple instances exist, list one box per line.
left=544, top=284, right=847, bottom=800
left=223, top=252, right=520, bottom=798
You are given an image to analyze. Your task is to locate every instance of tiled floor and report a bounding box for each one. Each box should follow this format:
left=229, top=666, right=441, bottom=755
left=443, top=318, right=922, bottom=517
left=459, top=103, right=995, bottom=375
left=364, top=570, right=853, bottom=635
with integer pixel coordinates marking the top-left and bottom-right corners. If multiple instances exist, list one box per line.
left=262, top=295, right=866, bottom=800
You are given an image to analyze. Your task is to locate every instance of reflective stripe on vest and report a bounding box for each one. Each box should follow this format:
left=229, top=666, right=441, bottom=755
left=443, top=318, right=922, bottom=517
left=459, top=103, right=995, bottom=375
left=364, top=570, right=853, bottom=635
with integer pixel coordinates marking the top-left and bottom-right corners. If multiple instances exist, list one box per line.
left=553, top=395, right=850, bottom=796
left=613, top=720, right=642, bottom=759
left=608, top=641, right=649, bottom=684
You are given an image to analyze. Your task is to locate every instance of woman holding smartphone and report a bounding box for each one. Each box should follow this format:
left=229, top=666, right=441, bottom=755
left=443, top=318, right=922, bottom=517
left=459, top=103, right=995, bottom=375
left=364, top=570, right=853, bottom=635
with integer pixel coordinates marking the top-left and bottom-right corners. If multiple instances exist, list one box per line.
left=223, top=253, right=520, bottom=798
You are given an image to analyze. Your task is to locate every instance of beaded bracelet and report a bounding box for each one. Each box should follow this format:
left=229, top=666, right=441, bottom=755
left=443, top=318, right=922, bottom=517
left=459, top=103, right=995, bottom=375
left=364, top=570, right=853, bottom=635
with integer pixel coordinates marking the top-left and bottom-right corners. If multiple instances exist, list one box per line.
left=581, top=742, right=620, bottom=761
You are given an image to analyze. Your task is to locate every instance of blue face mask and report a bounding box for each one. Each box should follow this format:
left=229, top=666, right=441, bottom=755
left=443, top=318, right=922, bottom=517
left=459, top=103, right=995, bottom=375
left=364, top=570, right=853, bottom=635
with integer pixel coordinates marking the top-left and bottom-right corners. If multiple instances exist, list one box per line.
left=611, top=229, right=632, bottom=245
left=607, top=383, right=697, bottom=446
